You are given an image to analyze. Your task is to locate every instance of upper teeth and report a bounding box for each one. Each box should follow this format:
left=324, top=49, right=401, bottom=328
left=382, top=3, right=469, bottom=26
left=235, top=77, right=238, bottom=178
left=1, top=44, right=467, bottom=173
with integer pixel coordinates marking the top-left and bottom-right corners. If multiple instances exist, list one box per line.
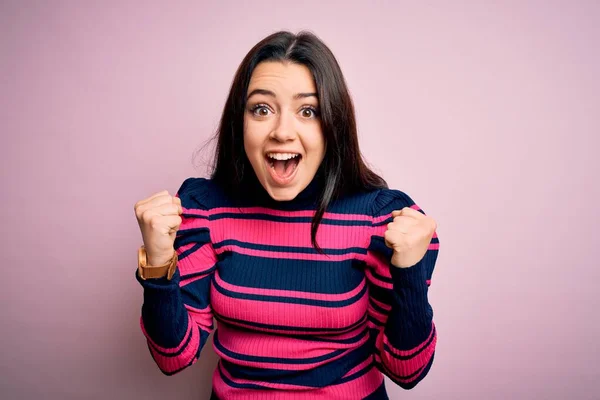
left=267, top=153, right=299, bottom=161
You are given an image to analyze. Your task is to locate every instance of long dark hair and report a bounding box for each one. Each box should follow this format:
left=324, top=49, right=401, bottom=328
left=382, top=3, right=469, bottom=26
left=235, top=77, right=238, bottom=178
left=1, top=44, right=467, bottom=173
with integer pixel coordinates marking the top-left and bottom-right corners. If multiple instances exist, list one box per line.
left=206, top=30, right=387, bottom=251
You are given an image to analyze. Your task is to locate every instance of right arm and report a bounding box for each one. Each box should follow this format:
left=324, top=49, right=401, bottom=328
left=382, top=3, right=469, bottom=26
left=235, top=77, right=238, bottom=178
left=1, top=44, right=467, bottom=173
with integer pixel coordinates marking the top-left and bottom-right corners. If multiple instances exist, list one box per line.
left=134, top=179, right=216, bottom=375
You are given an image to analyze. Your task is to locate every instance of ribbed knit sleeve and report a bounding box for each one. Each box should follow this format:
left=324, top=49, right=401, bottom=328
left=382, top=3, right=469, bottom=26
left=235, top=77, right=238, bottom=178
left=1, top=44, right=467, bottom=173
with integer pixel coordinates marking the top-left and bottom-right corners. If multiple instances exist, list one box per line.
left=135, top=177, right=217, bottom=375
left=365, top=189, right=440, bottom=389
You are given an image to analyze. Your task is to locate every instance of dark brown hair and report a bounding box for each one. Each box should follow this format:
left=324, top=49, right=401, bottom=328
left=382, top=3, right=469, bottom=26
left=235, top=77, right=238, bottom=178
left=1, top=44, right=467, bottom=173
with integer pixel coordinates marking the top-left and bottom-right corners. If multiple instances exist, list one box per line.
left=205, top=30, right=387, bottom=251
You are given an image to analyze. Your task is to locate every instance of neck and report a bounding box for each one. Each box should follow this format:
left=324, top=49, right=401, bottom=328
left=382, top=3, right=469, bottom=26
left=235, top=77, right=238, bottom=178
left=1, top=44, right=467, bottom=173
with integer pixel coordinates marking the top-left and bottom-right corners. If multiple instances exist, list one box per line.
left=241, top=170, right=324, bottom=210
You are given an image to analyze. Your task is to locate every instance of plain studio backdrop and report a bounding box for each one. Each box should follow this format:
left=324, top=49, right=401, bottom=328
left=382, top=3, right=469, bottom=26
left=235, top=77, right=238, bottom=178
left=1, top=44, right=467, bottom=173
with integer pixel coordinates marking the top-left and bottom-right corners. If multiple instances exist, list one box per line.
left=1, top=1, right=598, bottom=399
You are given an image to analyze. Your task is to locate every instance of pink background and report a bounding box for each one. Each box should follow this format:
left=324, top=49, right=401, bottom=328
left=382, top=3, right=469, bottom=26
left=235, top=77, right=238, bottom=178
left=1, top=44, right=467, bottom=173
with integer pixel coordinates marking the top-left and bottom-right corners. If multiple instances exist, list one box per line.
left=1, top=1, right=599, bottom=399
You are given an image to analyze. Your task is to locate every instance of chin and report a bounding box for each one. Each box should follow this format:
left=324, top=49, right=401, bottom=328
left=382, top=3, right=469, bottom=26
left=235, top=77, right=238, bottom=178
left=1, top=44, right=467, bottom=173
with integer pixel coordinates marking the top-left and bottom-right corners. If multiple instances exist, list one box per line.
left=264, top=184, right=301, bottom=202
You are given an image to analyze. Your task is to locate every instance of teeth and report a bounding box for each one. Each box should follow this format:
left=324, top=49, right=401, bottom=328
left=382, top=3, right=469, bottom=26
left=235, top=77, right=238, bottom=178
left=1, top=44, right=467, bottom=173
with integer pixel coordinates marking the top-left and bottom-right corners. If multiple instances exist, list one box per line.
left=267, top=153, right=300, bottom=161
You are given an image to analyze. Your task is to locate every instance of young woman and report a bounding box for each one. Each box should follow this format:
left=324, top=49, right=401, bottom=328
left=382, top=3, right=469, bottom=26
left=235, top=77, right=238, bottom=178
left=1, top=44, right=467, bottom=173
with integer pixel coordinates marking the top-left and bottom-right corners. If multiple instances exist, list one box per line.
left=134, top=30, right=440, bottom=400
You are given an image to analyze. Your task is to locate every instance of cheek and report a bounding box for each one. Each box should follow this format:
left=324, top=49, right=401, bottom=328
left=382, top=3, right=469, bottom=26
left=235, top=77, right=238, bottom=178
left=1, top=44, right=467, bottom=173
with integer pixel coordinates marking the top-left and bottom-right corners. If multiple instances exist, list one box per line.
left=306, top=131, right=325, bottom=159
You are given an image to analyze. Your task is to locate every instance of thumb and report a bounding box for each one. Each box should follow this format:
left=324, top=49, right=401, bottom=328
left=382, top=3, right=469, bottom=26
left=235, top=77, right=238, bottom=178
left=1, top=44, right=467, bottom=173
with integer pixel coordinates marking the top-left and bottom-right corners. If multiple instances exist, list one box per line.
left=391, top=209, right=403, bottom=218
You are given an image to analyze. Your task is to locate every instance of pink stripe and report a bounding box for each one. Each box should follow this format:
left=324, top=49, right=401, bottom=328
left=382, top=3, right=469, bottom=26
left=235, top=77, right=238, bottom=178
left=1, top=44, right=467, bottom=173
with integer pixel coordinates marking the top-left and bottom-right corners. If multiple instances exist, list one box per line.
left=177, top=242, right=217, bottom=276
left=207, top=206, right=372, bottom=221
left=368, top=304, right=387, bottom=325
left=341, top=355, right=373, bottom=378
left=180, top=273, right=208, bottom=286
left=184, top=304, right=214, bottom=329
left=140, top=315, right=201, bottom=374
left=181, top=207, right=209, bottom=217
left=381, top=355, right=430, bottom=384
left=429, top=243, right=440, bottom=250
left=181, top=217, right=210, bottom=230
left=216, top=361, right=313, bottom=391
left=364, top=267, right=393, bottom=290
left=140, top=315, right=192, bottom=354
left=216, top=318, right=362, bottom=336
left=371, top=296, right=392, bottom=312
left=214, top=271, right=366, bottom=302
left=376, top=324, right=437, bottom=381
left=216, top=322, right=368, bottom=360
left=214, top=244, right=359, bottom=262
left=214, top=343, right=354, bottom=371
left=372, top=205, right=437, bottom=230
left=213, top=361, right=384, bottom=399
left=175, top=242, right=195, bottom=254
left=210, top=218, right=368, bottom=250
left=383, top=322, right=436, bottom=358
left=211, top=287, right=368, bottom=329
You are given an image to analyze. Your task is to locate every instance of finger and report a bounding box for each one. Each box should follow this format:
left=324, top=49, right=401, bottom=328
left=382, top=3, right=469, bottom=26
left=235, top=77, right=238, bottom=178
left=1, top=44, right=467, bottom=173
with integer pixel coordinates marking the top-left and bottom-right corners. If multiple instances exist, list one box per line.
left=384, top=229, right=404, bottom=249
left=152, top=202, right=183, bottom=216
left=392, top=207, right=424, bottom=219
left=136, top=190, right=170, bottom=207
left=387, top=221, right=411, bottom=234
left=163, top=215, right=183, bottom=231
left=392, top=215, right=419, bottom=225
left=136, top=195, right=176, bottom=216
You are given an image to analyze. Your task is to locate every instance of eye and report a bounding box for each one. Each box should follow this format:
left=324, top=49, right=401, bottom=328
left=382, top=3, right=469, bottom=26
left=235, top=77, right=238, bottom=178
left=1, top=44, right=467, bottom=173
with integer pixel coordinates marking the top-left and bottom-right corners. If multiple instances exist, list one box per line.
left=300, top=106, right=319, bottom=119
left=250, top=104, right=272, bottom=117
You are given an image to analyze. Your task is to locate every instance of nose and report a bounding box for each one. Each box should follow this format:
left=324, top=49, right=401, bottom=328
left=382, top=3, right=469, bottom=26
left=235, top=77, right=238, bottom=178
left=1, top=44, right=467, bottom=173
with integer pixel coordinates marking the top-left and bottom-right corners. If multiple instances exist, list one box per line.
left=270, top=110, right=297, bottom=142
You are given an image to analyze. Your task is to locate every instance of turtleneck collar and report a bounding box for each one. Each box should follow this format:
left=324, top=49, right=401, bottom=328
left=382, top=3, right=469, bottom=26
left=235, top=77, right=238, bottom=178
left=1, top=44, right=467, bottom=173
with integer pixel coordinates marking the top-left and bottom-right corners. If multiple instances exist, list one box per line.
left=241, top=168, right=324, bottom=210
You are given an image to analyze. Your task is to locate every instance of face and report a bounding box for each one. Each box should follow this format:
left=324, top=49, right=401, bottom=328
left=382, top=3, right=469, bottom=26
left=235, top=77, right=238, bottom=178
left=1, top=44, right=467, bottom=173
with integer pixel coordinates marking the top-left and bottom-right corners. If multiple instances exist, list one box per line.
left=243, top=61, right=325, bottom=201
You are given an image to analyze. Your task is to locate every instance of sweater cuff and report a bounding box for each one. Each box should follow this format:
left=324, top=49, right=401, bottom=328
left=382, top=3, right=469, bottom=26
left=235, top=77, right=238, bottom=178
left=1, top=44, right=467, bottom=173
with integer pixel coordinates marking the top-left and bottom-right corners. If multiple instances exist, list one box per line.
left=135, top=267, right=181, bottom=289
left=389, top=258, right=427, bottom=290
left=135, top=268, right=188, bottom=348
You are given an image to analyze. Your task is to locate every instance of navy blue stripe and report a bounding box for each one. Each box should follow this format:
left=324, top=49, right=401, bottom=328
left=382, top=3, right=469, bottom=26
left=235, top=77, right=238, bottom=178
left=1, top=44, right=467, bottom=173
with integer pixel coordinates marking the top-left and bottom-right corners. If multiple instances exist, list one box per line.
left=212, top=278, right=367, bottom=308
left=369, top=267, right=393, bottom=284
left=215, top=312, right=368, bottom=334
left=213, top=330, right=346, bottom=364
left=217, top=362, right=271, bottom=390
left=367, top=315, right=384, bottom=327
left=181, top=275, right=213, bottom=310
left=175, top=228, right=210, bottom=248
left=369, top=297, right=389, bottom=315
left=286, top=328, right=369, bottom=345
left=151, top=343, right=200, bottom=376
left=209, top=212, right=371, bottom=226
left=214, top=239, right=366, bottom=256
left=367, top=284, right=392, bottom=305
left=336, top=360, right=377, bottom=384
left=383, top=326, right=436, bottom=361
left=180, top=264, right=217, bottom=280
left=221, top=341, right=371, bottom=387
left=382, top=351, right=435, bottom=383
left=147, top=319, right=195, bottom=358
left=217, top=254, right=364, bottom=294
left=181, top=212, right=208, bottom=220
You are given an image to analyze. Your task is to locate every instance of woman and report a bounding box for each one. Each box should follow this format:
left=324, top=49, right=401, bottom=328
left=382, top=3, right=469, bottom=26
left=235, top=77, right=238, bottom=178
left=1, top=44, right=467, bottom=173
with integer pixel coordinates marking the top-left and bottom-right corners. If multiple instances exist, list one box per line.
left=134, top=30, right=439, bottom=399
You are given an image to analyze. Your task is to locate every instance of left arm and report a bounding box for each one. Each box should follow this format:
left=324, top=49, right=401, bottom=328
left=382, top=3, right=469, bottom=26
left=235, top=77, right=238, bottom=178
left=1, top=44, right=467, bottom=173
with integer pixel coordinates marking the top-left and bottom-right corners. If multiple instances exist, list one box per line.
left=363, top=189, right=440, bottom=389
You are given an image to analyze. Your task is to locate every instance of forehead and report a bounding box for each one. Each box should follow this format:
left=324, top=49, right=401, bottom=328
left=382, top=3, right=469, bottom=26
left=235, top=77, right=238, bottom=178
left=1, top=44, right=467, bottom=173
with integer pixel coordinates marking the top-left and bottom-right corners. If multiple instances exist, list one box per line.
left=247, top=61, right=316, bottom=94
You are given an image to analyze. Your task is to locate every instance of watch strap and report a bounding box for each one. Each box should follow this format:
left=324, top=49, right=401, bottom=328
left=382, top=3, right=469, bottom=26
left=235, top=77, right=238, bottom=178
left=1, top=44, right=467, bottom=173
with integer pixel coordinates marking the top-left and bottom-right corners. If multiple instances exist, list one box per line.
left=138, top=245, right=178, bottom=280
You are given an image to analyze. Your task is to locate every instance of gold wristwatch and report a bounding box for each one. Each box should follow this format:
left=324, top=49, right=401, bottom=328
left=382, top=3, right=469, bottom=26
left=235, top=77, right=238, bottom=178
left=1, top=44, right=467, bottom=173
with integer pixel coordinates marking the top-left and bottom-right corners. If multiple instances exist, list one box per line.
left=137, top=245, right=178, bottom=280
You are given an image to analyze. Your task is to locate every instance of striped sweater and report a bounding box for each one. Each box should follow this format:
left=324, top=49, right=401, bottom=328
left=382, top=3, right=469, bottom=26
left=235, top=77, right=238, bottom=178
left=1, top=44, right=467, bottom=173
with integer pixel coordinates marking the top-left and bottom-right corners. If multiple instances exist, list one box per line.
left=136, top=175, right=440, bottom=399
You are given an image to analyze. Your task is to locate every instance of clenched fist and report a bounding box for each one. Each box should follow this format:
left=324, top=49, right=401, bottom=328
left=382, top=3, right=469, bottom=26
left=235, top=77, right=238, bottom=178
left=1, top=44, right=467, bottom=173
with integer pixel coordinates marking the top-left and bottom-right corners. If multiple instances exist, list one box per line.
left=385, top=207, right=437, bottom=268
left=134, top=190, right=183, bottom=266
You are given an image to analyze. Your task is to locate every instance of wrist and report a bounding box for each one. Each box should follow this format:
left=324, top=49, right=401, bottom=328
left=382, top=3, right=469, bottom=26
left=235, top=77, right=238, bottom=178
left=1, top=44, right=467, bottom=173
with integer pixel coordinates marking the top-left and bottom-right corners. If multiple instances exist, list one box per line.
left=147, top=249, right=176, bottom=267
left=138, top=246, right=178, bottom=281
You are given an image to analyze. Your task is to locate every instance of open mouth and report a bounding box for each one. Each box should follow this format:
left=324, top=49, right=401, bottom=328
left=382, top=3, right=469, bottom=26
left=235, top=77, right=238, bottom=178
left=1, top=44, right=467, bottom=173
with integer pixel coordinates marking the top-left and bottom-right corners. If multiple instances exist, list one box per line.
left=265, top=152, right=302, bottom=185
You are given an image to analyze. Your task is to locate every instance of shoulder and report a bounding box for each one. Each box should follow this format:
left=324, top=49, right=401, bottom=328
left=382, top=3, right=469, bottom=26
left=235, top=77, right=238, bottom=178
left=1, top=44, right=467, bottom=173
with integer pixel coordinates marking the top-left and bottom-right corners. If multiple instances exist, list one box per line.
left=328, top=187, right=418, bottom=218
left=175, top=177, right=229, bottom=210
left=370, top=188, right=419, bottom=218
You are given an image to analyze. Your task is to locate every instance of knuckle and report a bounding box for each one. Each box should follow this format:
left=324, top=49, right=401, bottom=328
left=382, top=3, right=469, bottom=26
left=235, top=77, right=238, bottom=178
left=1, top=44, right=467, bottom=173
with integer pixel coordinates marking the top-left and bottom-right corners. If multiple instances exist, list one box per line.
left=141, top=211, right=153, bottom=224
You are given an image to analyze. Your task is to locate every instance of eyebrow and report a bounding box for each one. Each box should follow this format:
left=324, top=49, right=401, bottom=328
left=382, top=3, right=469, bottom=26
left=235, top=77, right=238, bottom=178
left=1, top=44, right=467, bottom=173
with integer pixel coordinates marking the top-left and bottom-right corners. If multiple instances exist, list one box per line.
left=247, top=88, right=318, bottom=101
